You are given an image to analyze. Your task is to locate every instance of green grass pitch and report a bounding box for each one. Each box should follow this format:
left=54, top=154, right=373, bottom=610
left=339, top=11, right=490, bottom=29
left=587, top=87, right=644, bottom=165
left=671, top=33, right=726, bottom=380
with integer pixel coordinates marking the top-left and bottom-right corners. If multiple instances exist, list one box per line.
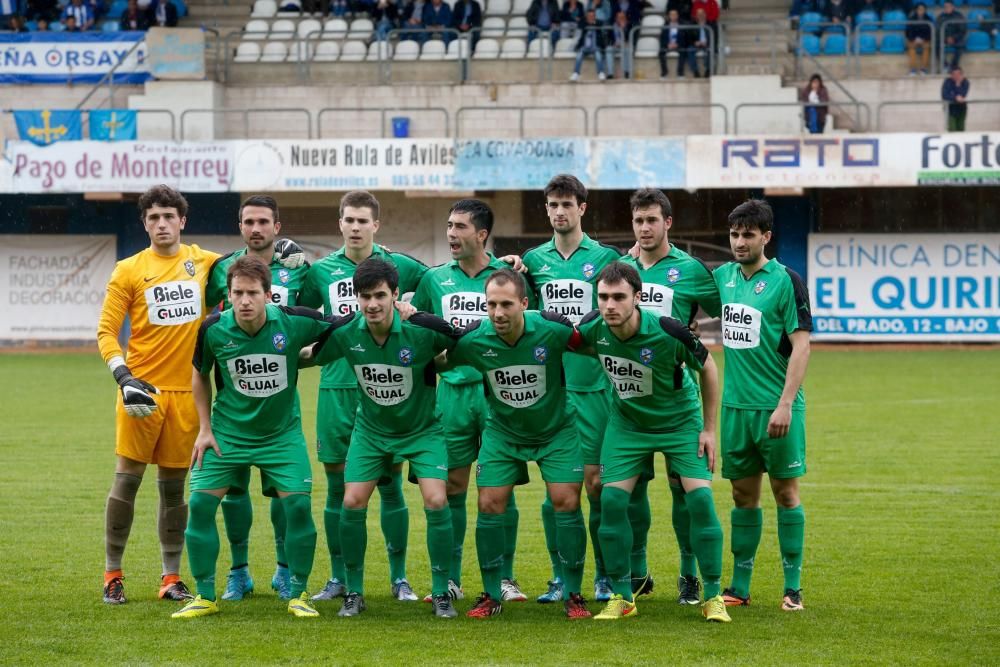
left=1, top=349, right=997, bottom=664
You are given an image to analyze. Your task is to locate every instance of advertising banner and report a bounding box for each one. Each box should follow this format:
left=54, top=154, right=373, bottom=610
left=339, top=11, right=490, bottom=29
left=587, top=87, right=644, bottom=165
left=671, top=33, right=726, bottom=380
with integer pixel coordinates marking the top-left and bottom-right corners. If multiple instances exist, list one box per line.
left=145, top=27, right=205, bottom=80
left=808, top=234, right=1000, bottom=341
left=0, top=32, right=150, bottom=84
left=0, top=235, right=117, bottom=340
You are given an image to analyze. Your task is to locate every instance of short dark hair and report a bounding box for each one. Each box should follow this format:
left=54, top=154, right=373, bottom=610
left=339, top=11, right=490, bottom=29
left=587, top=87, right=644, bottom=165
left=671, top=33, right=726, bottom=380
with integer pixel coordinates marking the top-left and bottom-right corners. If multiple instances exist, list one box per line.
left=597, top=262, right=642, bottom=295
left=138, top=184, right=188, bottom=221
left=485, top=268, right=526, bottom=300
left=354, top=257, right=399, bottom=293
left=340, top=190, right=380, bottom=220
left=449, top=199, right=494, bottom=238
left=227, top=254, right=272, bottom=292
left=728, top=199, right=774, bottom=233
left=629, top=188, right=672, bottom=218
left=544, top=174, right=587, bottom=205
left=239, top=195, right=279, bottom=223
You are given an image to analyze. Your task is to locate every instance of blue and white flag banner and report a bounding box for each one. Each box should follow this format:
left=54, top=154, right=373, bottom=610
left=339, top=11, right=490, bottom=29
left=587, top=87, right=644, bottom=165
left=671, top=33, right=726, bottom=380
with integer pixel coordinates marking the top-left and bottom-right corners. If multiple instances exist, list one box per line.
left=0, top=32, right=150, bottom=85
left=14, top=109, right=83, bottom=145
left=89, top=109, right=138, bottom=141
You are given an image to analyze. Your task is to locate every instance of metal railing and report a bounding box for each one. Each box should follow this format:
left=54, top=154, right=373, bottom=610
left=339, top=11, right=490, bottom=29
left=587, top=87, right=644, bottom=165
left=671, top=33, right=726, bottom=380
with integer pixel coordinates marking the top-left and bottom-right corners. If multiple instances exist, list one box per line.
left=179, top=107, right=313, bottom=139
left=850, top=19, right=934, bottom=76
left=717, top=17, right=788, bottom=75
left=1, top=107, right=178, bottom=141
left=381, top=27, right=465, bottom=84
left=629, top=22, right=717, bottom=77
left=74, top=38, right=146, bottom=110
left=937, top=18, right=983, bottom=74
left=455, top=105, right=588, bottom=137
left=316, top=106, right=450, bottom=137
left=733, top=100, right=872, bottom=134
left=875, top=98, right=1000, bottom=132
left=594, top=103, right=729, bottom=135
left=798, top=48, right=870, bottom=130
left=796, top=20, right=853, bottom=75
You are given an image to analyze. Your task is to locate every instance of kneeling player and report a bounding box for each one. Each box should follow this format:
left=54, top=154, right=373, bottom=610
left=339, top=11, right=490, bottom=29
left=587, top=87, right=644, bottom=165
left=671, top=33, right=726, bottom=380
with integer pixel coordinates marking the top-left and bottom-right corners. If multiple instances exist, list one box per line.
left=173, top=256, right=329, bottom=619
left=577, top=263, right=730, bottom=622
left=307, top=258, right=458, bottom=619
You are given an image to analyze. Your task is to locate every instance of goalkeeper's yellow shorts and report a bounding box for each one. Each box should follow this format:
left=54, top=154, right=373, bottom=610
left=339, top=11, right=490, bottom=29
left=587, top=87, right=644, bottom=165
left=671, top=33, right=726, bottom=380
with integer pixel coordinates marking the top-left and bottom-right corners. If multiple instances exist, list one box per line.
left=115, top=390, right=198, bottom=469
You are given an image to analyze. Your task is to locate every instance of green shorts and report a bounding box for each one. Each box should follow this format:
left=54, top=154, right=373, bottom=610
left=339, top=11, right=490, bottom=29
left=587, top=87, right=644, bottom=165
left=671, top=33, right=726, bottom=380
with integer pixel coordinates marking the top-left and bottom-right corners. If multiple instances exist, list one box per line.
left=721, top=407, right=807, bottom=480
left=476, top=426, right=584, bottom=488
left=568, top=388, right=612, bottom=466
left=345, top=422, right=449, bottom=484
left=436, top=381, right=488, bottom=470
left=316, top=387, right=359, bottom=464
left=600, top=412, right=711, bottom=485
left=190, top=432, right=313, bottom=497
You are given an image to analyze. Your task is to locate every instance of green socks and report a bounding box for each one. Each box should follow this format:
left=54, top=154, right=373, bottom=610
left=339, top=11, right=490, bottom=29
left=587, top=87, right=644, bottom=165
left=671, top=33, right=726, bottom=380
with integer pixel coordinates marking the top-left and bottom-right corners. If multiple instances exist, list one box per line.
left=555, top=509, right=587, bottom=595
left=185, top=492, right=222, bottom=601
left=270, top=496, right=287, bottom=565
left=501, top=492, right=519, bottom=580
left=378, top=471, right=409, bottom=583
left=340, top=506, right=368, bottom=595
left=281, top=493, right=316, bottom=599
left=324, top=470, right=346, bottom=582
left=476, top=512, right=505, bottom=600
left=447, top=492, right=467, bottom=586
left=425, top=506, right=454, bottom=596
left=541, top=493, right=562, bottom=581
left=627, top=480, right=651, bottom=578
left=587, top=494, right=606, bottom=578
left=730, top=507, right=763, bottom=599
left=685, top=487, right=723, bottom=599
left=777, top=505, right=805, bottom=592
left=220, top=492, right=252, bottom=570
left=597, top=486, right=633, bottom=601
left=670, top=482, right=698, bottom=578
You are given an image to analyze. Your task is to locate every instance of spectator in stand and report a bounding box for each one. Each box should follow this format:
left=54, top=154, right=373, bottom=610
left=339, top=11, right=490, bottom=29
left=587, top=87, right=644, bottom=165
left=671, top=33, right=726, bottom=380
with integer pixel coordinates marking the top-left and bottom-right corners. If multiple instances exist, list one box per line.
left=825, top=0, right=850, bottom=31
left=63, top=14, right=81, bottom=30
left=659, top=8, right=690, bottom=77
left=119, top=0, right=149, bottom=28
left=451, top=0, right=481, bottom=46
left=328, top=0, right=349, bottom=16
left=690, top=7, right=714, bottom=76
left=62, top=0, right=96, bottom=30
left=941, top=66, right=969, bottom=131
left=936, top=0, right=965, bottom=72
left=606, top=10, right=633, bottom=78
left=422, top=0, right=452, bottom=42
left=527, top=0, right=561, bottom=44
left=400, top=0, right=427, bottom=41
left=36, top=16, right=50, bottom=28
left=905, top=2, right=931, bottom=76
left=372, top=0, right=399, bottom=40
left=7, top=14, right=29, bottom=31
left=26, top=0, right=60, bottom=23
left=613, top=0, right=642, bottom=31
left=790, top=0, right=825, bottom=21
left=800, top=73, right=830, bottom=134
left=667, top=0, right=691, bottom=20
left=560, top=0, right=584, bottom=40
left=590, top=0, right=612, bottom=25
left=147, top=0, right=177, bottom=27
left=570, top=9, right=609, bottom=81
left=691, top=0, right=718, bottom=26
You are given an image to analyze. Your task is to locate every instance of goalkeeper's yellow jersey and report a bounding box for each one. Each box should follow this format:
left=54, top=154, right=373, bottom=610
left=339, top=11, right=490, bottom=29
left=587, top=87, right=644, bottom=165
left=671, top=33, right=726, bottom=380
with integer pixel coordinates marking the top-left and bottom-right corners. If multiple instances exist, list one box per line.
left=97, top=244, right=220, bottom=392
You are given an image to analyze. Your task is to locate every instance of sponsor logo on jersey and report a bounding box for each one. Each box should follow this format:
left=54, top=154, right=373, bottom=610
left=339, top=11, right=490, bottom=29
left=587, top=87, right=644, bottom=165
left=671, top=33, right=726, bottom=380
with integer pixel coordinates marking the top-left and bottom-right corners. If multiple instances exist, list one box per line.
left=443, top=291, right=487, bottom=327
left=667, top=267, right=681, bottom=283
left=355, top=364, right=413, bottom=406
left=272, top=332, right=287, bottom=352
left=350, top=343, right=366, bottom=352
left=597, top=336, right=609, bottom=346
left=440, top=277, right=456, bottom=286
left=541, top=279, right=592, bottom=325
left=725, top=280, right=736, bottom=288
left=538, top=264, right=551, bottom=273
left=227, top=354, right=288, bottom=398
left=599, top=354, right=653, bottom=399
left=487, top=364, right=546, bottom=408
left=476, top=464, right=483, bottom=477
left=533, top=345, right=548, bottom=363
left=639, top=282, right=674, bottom=318
left=482, top=349, right=498, bottom=357
left=144, top=280, right=202, bottom=326
left=788, top=460, right=802, bottom=469
left=184, top=260, right=196, bottom=277
left=329, top=278, right=359, bottom=316
left=331, top=268, right=345, bottom=276
left=270, top=285, right=289, bottom=305
left=639, top=347, right=654, bottom=365
left=222, top=340, right=239, bottom=350
left=582, top=262, right=596, bottom=279
left=398, top=346, right=413, bottom=366
left=754, top=280, right=767, bottom=294
left=721, top=304, right=762, bottom=349
left=278, top=268, right=290, bottom=284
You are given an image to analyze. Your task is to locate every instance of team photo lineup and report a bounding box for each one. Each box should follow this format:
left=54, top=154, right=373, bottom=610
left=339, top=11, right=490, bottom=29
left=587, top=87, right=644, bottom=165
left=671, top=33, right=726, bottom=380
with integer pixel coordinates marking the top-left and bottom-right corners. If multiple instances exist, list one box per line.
left=97, top=174, right=811, bottom=623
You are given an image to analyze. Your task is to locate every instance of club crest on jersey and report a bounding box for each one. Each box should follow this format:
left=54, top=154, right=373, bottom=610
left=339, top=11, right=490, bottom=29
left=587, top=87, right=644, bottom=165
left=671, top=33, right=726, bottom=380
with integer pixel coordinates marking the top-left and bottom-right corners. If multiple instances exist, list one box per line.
left=184, top=260, right=196, bottom=276
left=582, top=263, right=596, bottom=279
left=272, top=333, right=287, bottom=352
left=398, top=347, right=413, bottom=366
left=667, top=268, right=681, bottom=283
left=754, top=280, right=768, bottom=295
left=278, top=268, right=290, bottom=284
left=639, top=347, right=654, bottom=365
left=533, top=346, right=548, bottom=363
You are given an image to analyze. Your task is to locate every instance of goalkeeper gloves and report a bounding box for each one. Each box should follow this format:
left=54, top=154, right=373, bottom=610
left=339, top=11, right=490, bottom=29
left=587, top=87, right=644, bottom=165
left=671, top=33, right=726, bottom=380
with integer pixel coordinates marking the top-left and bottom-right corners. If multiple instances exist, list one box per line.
left=273, top=238, right=306, bottom=268
left=112, top=364, right=160, bottom=418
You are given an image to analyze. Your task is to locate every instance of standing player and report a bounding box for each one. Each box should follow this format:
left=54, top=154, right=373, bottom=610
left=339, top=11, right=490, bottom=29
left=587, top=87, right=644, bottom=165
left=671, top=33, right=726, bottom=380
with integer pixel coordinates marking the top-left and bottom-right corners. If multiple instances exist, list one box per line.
left=204, top=195, right=311, bottom=602
left=520, top=174, right=622, bottom=603
left=410, top=199, right=532, bottom=602
left=443, top=269, right=590, bottom=620
left=618, top=188, right=721, bottom=605
left=577, top=262, right=730, bottom=623
left=173, top=255, right=329, bottom=619
left=713, top=199, right=812, bottom=612
left=299, top=191, right=428, bottom=603
left=307, top=258, right=458, bottom=619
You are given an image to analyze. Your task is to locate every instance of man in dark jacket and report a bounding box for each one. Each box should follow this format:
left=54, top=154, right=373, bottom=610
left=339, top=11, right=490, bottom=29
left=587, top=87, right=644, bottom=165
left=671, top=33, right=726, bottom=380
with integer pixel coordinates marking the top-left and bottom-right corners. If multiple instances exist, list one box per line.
left=659, top=8, right=692, bottom=77
left=451, top=0, right=481, bottom=47
left=570, top=9, right=609, bottom=81
left=147, top=0, right=178, bottom=27
left=936, top=0, right=965, bottom=71
left=941, top=67, right=970, bottom=131
left=905, top=3, right=932, bottom=75
left=527, top=0, right=561, bottom=44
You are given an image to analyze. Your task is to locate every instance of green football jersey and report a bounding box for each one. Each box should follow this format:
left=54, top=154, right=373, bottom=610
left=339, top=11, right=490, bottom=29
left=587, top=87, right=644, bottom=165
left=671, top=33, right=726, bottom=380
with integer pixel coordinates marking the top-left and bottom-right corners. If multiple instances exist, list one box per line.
left=194, top=304, right=330, bottom=447
left=206, top=248, right=310, bottom=310
left=448, top=310, right=579, bottom=445
left=713, top=259, right=812, bottom=411
left=522, top=234, right=622, bottom=393
left=313, top=311, right=457, bottom=437
left=577, top=307, right=708, bottom=432
left=299, top=246, right=428, bottom=389
left=411, top=254, right=536, bottom=386
left=619, top=245, right=721, bottom=323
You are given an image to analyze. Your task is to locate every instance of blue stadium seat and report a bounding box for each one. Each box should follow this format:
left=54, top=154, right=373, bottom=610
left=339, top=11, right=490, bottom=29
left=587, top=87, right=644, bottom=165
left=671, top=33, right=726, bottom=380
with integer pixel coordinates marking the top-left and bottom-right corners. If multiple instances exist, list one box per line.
left=857, top=32, right=877, bottom=54
left=102, top=20, right=119, bottom=31
left=883, top=9, right=906, bottom=30
left=856, top=10, right=879, bottom=31
left=966, top=30, right=991, bottom=51
left=823, top=33, right=847, bottom=54
left=801, top=11, right=823, bottom=34
left=175, top=0, right=188, bottom=17
left=49, top=20, right=65, bottom=31
left=800, top=33, right=821, bottom=55
left=106, top=0, right=127, bottom=19
left=966, top=9, right=989, bottom=28
left=996, top=33, right=1000, bottom=51
left=967, top=0, right=992, bottom=5
left=25, top=19, right=37, bottom=30
left=880, top=32, right=905, bottom=53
